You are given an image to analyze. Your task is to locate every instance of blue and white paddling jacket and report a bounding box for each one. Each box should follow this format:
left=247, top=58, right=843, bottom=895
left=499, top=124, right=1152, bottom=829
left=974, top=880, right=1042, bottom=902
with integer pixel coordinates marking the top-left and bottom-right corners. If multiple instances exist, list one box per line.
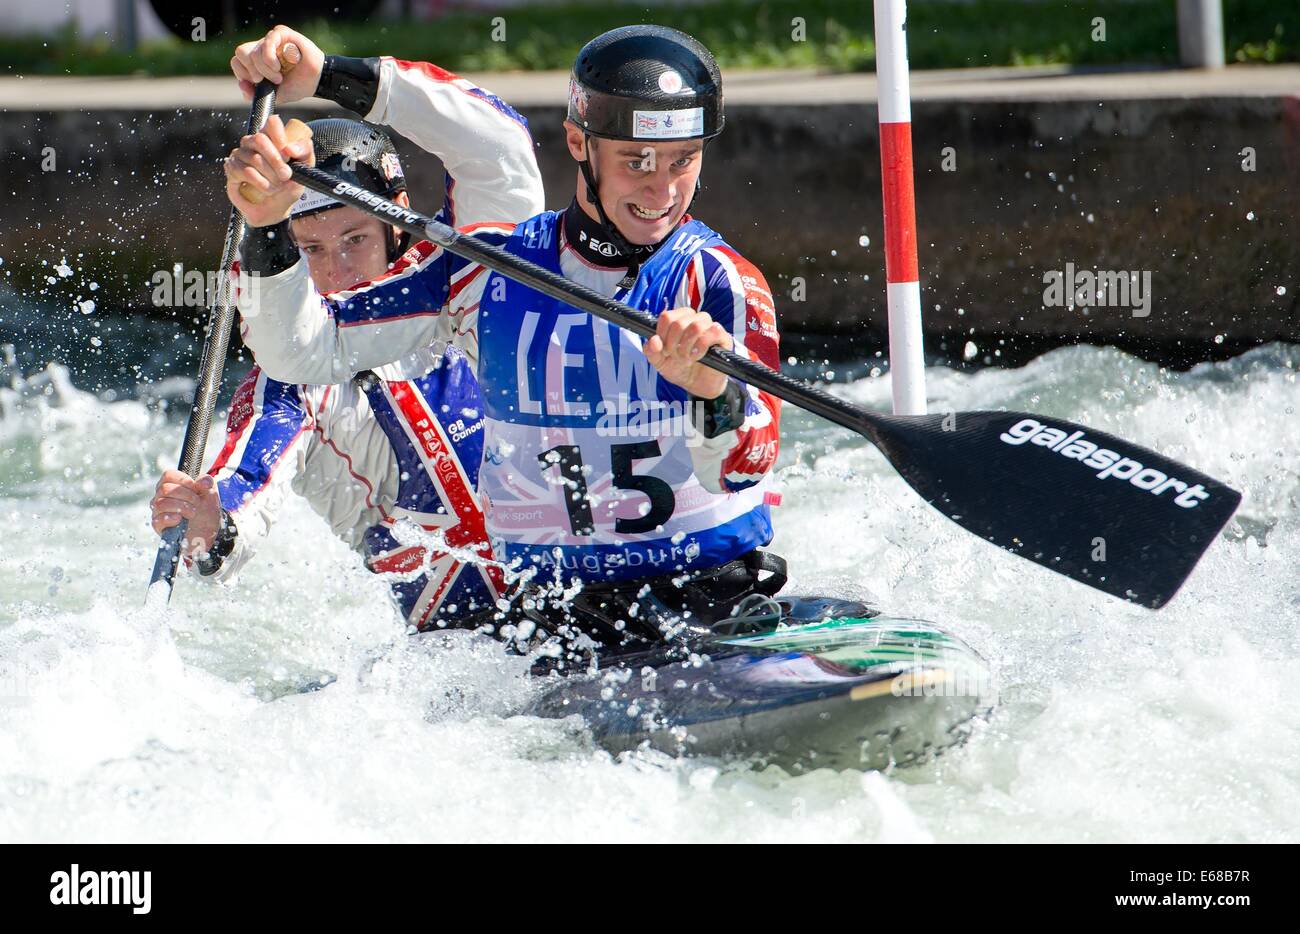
left=243, top=208, right=785, bottom=584
left=188, top=56, right=544, bottom=625
left=239, top=61, right=780, bottom=585
left=196, top=347, right=504, bottom=629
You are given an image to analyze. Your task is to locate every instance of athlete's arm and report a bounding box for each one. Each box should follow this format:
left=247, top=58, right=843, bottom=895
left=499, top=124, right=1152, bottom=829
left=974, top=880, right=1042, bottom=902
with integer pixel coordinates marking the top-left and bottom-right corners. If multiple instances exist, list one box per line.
left=336, top=57, right=544, bottom=227
left=230, top=26, right=544, bottom=229
left=186, top=367, right=314, bottom=582
left=671, top=246, right=783, bottom=494
left=228, top=31, right=536, bottom=384
left=226, top=118, right=471, bottom=384
left=238, top=225, right=511, bottom=384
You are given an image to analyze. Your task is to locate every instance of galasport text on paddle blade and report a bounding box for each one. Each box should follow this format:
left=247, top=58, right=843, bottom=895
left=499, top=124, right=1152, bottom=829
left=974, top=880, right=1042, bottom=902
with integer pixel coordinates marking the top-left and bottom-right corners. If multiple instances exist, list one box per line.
left=863, top=411, right=1242, bottom=608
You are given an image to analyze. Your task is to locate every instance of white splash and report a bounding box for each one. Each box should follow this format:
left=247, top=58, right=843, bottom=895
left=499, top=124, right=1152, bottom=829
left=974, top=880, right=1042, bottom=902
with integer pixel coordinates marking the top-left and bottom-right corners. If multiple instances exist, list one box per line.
left=1, top=344, right=1297, bottom=842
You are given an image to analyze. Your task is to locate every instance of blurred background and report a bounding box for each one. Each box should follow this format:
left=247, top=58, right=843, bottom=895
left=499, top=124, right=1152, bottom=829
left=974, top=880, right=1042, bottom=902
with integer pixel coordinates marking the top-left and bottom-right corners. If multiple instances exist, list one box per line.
left=0, top=0, right=1295, bottom=396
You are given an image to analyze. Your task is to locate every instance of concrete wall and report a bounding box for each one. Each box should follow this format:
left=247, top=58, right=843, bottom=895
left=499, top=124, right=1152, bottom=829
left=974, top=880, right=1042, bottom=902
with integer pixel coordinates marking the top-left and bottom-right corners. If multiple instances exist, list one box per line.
left=1, top=94, right=1295, bottom=368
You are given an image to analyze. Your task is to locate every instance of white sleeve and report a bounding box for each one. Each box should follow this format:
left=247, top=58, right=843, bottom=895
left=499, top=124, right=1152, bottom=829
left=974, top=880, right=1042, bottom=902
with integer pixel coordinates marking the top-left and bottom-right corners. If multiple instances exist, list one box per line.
left=239, top=59, right=538, bottom=387
left=239, top=235, right=504, bottom=384
left=366, top=57, right=546, bottom=226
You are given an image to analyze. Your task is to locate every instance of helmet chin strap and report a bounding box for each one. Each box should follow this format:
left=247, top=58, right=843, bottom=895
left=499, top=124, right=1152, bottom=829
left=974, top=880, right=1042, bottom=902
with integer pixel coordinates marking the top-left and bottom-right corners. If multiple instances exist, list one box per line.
left=686, top=137, right=712, bottom=212
left=579, top=135, right=643, bottom=285
left=388, top=226, right=409, bottom=264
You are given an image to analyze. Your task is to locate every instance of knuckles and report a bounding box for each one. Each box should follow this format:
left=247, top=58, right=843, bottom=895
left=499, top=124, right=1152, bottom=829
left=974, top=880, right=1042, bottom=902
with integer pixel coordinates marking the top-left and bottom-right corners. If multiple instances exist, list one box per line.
left=656, top=310, right=725, bottom=356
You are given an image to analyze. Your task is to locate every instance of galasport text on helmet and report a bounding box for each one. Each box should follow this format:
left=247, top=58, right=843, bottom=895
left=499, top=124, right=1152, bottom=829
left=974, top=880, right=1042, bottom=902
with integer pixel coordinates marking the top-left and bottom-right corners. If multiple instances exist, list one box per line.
left=567, top=25, right=724, bottom=143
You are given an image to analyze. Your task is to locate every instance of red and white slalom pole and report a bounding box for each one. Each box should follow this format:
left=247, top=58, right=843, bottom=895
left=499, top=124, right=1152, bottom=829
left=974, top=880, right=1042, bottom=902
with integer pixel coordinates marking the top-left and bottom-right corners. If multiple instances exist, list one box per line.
left=874, top=0, right=927, bottom=415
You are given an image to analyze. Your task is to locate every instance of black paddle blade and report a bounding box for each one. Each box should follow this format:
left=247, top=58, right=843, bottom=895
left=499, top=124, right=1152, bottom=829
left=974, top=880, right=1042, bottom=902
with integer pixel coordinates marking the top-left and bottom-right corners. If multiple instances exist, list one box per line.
left=863, top=411, right=1242, bottom=608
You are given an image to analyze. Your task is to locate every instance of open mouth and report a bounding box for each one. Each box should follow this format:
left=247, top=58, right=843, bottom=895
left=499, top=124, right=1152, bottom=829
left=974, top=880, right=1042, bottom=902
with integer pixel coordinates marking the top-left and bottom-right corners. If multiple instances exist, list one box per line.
left=628, top=202, right=673, bottom=221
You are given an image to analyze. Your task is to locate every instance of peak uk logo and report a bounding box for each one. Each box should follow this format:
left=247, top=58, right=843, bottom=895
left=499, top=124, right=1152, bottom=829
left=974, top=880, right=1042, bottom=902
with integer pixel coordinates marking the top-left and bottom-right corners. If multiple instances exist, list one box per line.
left=49, top=865, right=151, bottom=915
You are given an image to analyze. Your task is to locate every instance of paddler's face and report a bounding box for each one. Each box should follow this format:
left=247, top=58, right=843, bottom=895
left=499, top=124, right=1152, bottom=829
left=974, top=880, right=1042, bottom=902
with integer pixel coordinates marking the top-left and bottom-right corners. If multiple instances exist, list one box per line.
left=565, top=120, right=704, bottom=246
left=290, top=198, right=407, bottom=292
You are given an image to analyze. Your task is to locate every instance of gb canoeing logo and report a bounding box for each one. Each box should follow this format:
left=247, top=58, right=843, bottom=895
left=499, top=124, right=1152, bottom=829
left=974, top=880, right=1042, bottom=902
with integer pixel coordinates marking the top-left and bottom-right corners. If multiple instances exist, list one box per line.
left=999, top=418, right=1211, bottom=507
left=50, top=864, right=151, bottom=914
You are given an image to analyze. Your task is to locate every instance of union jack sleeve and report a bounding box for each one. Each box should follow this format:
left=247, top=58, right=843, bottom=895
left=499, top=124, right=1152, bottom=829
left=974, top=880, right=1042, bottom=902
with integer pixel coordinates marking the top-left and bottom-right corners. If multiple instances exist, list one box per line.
left=190, top=366, right=311, bottom=582
left=678, top=246, right=782, bottom=494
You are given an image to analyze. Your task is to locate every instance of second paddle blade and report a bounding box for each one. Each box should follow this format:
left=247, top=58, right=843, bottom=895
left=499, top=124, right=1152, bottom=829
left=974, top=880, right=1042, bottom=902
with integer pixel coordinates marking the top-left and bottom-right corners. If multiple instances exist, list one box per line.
left=862, top=410, right=1242, bottom=608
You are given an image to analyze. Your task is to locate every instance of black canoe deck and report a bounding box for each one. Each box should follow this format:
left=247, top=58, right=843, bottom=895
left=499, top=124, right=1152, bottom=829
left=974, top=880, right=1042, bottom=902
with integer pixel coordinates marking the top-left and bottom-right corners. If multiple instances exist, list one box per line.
left=527, top=599, right=994, bottom=772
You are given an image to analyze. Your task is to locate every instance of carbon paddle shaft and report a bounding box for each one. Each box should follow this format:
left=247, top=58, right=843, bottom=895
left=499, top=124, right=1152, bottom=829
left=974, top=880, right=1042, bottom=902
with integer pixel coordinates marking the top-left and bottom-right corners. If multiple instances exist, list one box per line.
left=147, top=79, right=280, bottom=598
left=287, top=162, right=1241, bottom=608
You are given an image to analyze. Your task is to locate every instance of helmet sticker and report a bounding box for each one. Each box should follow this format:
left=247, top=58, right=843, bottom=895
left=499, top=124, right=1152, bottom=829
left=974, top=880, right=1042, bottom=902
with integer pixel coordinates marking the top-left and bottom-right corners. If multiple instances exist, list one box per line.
left=657, top=69, right=683, bottom=94
left=380, top=151, right=404, bottom=181
left=290, top=187, right=342, bottom=218
left=568, top=78, right=589, bottom=118
left=632, top=108, right=704, bottom=139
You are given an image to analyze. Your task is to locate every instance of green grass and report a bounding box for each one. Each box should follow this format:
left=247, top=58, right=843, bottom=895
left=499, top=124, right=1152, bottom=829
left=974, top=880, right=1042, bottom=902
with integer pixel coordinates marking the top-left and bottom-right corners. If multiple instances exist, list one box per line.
left=1, top=0, right=1294, bottom=75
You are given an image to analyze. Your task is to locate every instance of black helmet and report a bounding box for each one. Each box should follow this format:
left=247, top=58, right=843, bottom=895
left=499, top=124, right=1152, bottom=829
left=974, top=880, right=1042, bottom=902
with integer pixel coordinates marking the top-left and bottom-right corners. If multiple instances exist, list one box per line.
left=568, top=25, right=724, bottom=142
left=290, top=118, right=407, bottom=219
left=566, top=26, right=722, bottom=276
